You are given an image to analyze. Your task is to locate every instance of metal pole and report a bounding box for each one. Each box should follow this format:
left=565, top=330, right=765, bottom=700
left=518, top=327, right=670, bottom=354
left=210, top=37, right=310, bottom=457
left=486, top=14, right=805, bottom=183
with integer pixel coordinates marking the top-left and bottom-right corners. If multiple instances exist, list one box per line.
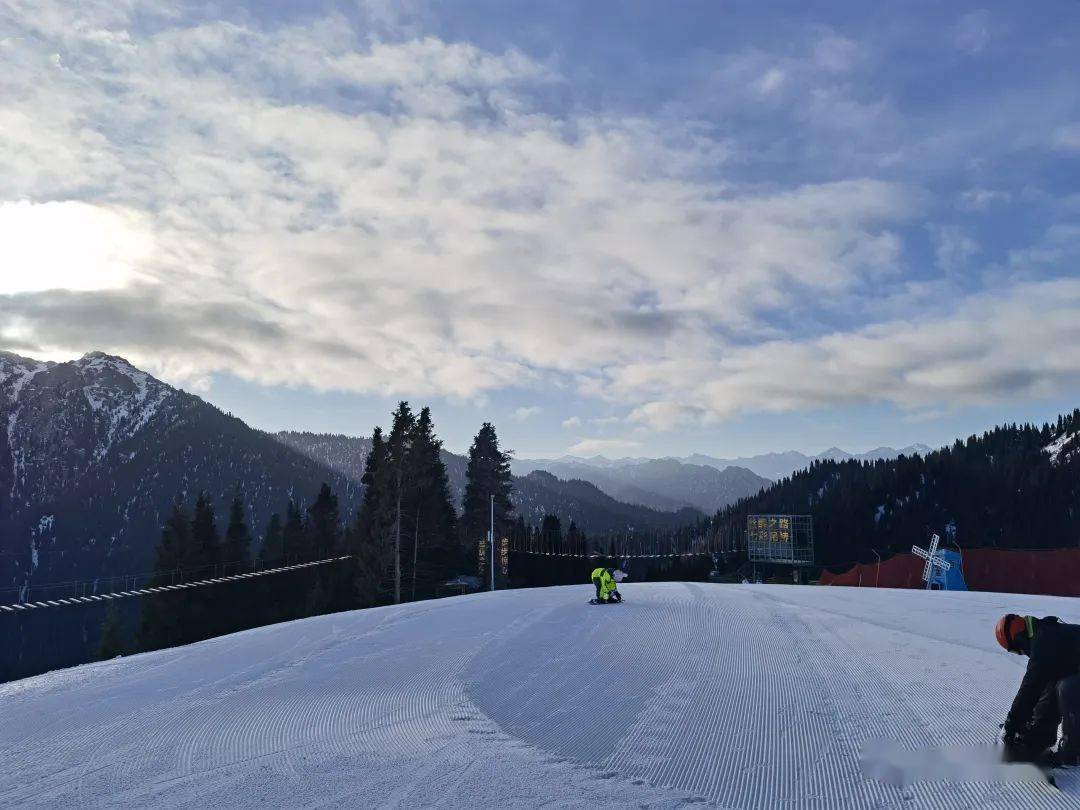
left=873, top=549, right=881, bottom=587
left=489, top=493, right=495, bottom=592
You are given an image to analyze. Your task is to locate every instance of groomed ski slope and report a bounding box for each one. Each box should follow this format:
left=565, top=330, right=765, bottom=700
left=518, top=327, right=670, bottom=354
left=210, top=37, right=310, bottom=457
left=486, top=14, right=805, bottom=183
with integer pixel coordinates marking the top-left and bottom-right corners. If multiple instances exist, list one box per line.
left=2, top=583, right=1079, bottom=808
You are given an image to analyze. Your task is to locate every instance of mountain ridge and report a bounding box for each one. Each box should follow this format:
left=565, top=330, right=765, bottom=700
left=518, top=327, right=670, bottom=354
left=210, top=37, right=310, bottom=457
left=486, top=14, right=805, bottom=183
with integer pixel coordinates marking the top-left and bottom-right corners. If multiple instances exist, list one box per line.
left=517, top=443, right=935, bottom=483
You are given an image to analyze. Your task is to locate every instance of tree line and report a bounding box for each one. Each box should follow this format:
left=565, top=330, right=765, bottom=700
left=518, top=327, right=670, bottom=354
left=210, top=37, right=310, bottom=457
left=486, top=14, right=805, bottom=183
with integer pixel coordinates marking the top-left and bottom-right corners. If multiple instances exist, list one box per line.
left=705, top=408, right=1080, bottom=570
left=130, top=405, right=520, bottom=655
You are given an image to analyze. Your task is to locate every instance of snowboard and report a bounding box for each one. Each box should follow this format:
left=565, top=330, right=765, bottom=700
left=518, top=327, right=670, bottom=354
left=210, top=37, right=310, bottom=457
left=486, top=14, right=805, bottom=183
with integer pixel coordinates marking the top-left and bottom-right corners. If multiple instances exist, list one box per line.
left=588, top=598, right=623, bottom=605
left=860, top=739, right=1058, bottom=789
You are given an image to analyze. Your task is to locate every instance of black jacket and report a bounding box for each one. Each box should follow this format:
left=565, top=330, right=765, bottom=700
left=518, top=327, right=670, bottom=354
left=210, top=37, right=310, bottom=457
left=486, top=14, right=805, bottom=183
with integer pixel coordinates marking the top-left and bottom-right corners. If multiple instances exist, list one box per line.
left=1006, top=617, right=1080, bottom=735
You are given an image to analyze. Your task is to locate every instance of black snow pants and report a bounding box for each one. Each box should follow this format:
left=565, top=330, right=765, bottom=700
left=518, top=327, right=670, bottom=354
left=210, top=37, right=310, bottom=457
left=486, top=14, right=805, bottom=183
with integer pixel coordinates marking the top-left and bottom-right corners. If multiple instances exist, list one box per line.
left=1025, top=674, right=1080, bottom=753
left=593, top=577, right=602, bottom=602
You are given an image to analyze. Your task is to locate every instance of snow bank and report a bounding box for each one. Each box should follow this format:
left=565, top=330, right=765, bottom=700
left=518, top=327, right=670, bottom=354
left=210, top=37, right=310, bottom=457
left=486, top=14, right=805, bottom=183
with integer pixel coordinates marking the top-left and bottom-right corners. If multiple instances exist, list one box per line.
left=1, top=584, right=1078, bottom=808
left=1044, top=431, right=1078, bottom=466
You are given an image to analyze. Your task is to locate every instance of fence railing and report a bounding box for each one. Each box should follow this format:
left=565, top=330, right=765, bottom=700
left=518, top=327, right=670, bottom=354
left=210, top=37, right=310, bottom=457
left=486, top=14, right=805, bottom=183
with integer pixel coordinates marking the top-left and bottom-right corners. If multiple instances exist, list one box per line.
left=0, top=556, right=351, bottom=613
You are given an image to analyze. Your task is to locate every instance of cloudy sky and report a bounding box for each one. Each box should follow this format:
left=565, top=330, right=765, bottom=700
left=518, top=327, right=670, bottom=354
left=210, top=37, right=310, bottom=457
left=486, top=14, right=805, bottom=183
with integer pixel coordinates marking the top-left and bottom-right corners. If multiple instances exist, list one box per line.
left=2, top=1, right=1079, bottom=458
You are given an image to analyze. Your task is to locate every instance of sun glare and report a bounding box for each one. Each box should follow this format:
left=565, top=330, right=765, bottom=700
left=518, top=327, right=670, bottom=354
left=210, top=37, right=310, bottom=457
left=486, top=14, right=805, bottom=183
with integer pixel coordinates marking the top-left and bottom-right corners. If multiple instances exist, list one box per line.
left=0, top=200, right=153, bottom=294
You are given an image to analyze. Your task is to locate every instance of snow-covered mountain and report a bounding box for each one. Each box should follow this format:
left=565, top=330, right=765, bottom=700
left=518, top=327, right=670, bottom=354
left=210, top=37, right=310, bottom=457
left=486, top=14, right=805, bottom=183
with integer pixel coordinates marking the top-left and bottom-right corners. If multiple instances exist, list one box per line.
left=276, top=431, right=703, bottom=533
left=509, top=457, right=770, bottom=514
left=0, top=351, right=364, bottom=680
left=1044, top=426, right=1080, bottom=466
left=510, top=470, right=702, bottom=530
left=4, top=583, right=1076, bottom=807
left=0, top=351, right=360, bottom=590
left=688, top=445, right=933, bottom=479
left=518, top=444, right=934, bottom=484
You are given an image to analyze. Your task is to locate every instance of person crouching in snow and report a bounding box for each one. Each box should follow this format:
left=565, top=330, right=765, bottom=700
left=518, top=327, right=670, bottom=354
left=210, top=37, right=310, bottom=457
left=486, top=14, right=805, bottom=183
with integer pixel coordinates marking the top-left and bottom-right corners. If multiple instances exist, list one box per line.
left=590, top=566, right=622, bottom=603
left=997, top=613, right=1080, bottom=766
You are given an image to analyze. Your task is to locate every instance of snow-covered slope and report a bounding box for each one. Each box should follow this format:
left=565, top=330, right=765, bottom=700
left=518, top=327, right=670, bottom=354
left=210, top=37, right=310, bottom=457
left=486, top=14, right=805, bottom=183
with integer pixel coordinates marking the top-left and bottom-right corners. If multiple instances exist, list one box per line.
left=2, top=584, right=1077, bottom=808
left=1044, top=429, right=1079, bottom=466
left=0, top=351, right=364, bottom=682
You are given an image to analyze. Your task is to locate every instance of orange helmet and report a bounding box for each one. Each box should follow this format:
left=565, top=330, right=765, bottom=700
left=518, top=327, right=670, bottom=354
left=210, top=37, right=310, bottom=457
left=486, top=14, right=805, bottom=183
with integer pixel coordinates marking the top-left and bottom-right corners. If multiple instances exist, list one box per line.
left=995, top=614, right=1028, bottom=652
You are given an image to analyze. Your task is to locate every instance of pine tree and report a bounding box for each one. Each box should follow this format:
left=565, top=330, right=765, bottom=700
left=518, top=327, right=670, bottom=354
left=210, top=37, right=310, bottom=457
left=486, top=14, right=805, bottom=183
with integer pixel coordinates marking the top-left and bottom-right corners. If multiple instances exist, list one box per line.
left=189, top=492, right=221, bottom=575
left=384, top=402, right=417, bottom=604
left=187, top=492, right=221, bottom=640
left=98, top=601, right=126, bottom=660
left=307, top=483, right=341, bottom=559
left=256, top=511, right=286, bottom=626
left=541, top=514, right=562, bottom=554
left=567, top=520, right=582, bottom=555
left=223, top=490, right=253, bottom=575
left=407, top=407, right=457, bottom=599
left=259, top=513, right=284, bottom=566
left=139, top=498, right=191, bottom=651
left=353, top=427, right=391, bottom=606
left=282, top=500, right=306, bottom=563
left=461, top=423, right=514, bottom=566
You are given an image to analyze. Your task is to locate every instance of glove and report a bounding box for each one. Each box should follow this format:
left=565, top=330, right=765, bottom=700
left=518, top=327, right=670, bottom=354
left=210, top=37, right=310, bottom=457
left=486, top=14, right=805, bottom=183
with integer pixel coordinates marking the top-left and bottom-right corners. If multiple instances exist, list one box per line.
left=999, top=723, right=1038, bottom=763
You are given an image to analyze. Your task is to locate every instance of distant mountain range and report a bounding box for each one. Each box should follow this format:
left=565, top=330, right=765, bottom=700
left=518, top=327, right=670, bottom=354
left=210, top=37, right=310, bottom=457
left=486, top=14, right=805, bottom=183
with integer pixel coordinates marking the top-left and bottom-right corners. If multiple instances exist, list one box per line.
left=0, top=351, right=715, bottom=610
left=508, top=457, right=771, bottom=514
left=0, top=351, right=715, bottom=680
left=275, top=432, right=704, bottom=534
left=709, top=411, right=1080, bottom=570
left=0, top=351, right=363, bottom=680
left=515, top=444, right=934, bottom=485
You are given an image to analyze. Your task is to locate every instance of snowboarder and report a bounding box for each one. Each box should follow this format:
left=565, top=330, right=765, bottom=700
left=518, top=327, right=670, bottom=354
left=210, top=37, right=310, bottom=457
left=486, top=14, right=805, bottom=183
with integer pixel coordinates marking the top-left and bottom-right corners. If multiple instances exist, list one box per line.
left=996, top=613, right=1080, bottom=767
left=589, top=566, right=622, bottom=604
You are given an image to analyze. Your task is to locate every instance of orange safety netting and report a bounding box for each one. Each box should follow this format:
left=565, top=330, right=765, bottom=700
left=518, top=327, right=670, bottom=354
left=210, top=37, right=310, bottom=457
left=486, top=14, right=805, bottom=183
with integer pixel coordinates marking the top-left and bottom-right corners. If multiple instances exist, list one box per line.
left=820, top=548, right=1080, bottom=596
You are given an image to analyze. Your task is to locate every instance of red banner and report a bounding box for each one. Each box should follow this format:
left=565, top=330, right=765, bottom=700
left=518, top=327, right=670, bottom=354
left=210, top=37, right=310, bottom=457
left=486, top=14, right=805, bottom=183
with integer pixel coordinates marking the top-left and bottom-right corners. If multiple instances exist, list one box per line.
left=820, top=548, right=1080, bottom=597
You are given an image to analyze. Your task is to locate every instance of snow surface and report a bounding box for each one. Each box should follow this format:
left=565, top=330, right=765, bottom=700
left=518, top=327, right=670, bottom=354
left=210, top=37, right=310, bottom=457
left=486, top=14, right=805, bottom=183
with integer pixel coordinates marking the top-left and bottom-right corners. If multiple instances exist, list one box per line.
left=1044, top=431, right=1077, bottom=466
left=2, top=583, right=1079, bottom=808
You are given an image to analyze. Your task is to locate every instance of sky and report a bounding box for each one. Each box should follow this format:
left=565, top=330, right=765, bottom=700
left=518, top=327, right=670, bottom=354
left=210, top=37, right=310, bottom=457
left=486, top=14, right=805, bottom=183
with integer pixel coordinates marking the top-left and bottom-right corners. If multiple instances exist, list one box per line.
left=1, top=0, right=1079, bottom=459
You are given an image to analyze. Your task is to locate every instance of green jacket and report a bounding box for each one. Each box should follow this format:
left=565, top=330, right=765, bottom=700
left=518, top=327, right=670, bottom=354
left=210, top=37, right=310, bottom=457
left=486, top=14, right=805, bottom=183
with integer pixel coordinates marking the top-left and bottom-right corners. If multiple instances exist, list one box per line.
left=590, top=567, right=617, bottom=597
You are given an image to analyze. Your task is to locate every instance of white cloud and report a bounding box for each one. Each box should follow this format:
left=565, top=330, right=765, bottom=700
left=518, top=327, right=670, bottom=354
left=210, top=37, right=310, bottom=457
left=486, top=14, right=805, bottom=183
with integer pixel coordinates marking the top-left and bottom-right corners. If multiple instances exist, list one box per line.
left=1052, top=124, right=1080, bottom=152
left=928, top=224, right=980, bottom=274
left=1, top=2, right=1075, bottom=432
left=954, top=10, right=992, bottom=55
left=513, top=405, right=542, bottom=422
left=589, top=416, right=624, bottom=426
left=754, top=68, right=785, bottom=95
left=0, top=201, right=155, bottom=294
left=599, top=279, right=1080, bottom=427
left=812, top=34, right=860, bottom=73
left=959, top=188, right=1010, bottom=211
left=560, top=416, right=582, bottom=429
left=566, top=437, right=642, bottom=456
left=628, top=402, right=711, bottom=432
left=0, top=3, right=918, bottom=399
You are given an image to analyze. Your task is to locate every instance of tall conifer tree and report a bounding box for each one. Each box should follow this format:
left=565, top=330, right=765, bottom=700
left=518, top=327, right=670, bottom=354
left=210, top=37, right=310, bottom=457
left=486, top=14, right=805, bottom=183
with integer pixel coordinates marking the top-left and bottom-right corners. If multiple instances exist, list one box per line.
left=140, top=498, right=192, bottom=651
left=282, top=500, right=306, bottom=563
left=352, top=427, right=391, bottom=605
left=259, top=513, right=284, bottom=565
left=461, top=423, right=514, bottom=557
left=188, top=492, right=221, bottom=639
left=407, top=407, right=456, bottom=598
left=223, top=491, right=252, bottom=574
left=383, top=402, right=416, bottom=604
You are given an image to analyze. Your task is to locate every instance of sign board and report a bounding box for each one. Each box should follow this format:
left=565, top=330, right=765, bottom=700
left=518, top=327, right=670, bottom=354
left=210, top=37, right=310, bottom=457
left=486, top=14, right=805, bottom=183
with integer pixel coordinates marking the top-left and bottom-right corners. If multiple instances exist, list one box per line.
left=747, top=514, right=814, bottom=566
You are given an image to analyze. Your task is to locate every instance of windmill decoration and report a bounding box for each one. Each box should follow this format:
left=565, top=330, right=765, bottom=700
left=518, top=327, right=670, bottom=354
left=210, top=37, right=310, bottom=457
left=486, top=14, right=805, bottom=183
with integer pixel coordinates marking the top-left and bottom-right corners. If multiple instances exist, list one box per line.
left=912, top=533, right=951, bottom=590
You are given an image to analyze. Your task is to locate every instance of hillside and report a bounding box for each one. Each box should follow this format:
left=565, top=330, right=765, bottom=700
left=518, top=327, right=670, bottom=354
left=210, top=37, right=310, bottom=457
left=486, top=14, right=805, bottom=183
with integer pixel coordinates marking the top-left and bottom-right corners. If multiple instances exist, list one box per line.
left=2, top=583, right=1076, bottom=807
left=0, top=352, right=359, bottom=592
left=518, top=445, right=933, bottom=484
left=0, top=352, right=361, bottom=680
left=275, top=430, right=469, bottom=508
left=510, top=457, right=768, bottom=513
left=276, top=431, right=700, bottom=535
left=710, top=410, right=1080, bottom=569
left=511, top=470, right=702, bottom=533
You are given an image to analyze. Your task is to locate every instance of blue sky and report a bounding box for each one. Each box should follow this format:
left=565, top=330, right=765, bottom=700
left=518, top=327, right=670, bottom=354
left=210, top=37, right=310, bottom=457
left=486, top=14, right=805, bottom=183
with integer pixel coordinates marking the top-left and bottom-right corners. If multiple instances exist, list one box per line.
left=1, top=1, right=1079, bottom=457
